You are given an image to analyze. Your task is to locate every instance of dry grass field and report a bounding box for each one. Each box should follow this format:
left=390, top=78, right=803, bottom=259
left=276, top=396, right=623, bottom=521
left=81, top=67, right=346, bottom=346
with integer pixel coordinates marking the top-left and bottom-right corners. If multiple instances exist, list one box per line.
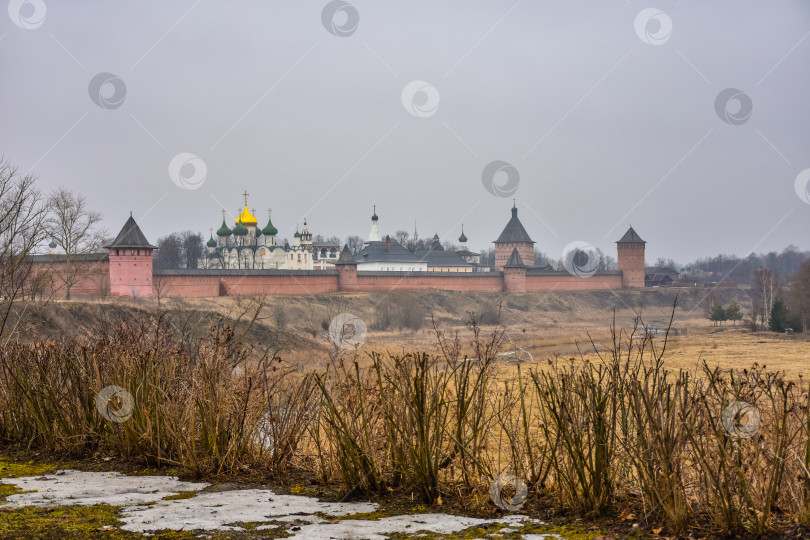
left=12, top=286, right=808, bottom=376
left=4, top=287, right=810, bottom=537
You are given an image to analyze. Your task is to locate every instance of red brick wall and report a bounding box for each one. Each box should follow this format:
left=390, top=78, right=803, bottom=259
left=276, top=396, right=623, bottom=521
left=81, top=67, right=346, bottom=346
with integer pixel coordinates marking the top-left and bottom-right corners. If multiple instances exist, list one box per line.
left=157, top=274, right=339, bottom=297
left=27, top=260, right=629, bottom=299
left=503, top=268, right=526, bottom=292
left=29, top=259, right=110, bottom=298
left=526, top=273, right=623, bottom=291
left=350, top=273, right=503, bottom=292
left=109, top=251, right=154, bottom=297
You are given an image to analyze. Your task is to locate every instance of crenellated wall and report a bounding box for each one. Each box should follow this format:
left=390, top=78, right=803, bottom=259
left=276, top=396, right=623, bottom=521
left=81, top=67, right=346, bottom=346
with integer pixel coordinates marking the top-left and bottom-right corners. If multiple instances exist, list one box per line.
left=526, top=273, right=623, bottom=291
left=26, top=257, right=631, bottom=298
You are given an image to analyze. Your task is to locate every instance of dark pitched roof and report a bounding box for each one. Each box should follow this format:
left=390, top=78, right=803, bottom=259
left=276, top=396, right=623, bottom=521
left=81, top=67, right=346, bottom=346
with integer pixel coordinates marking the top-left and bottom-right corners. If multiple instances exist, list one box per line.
left=334, top=245, right=357, bottom=265
left=647, top=266, right=679, bottom=277
left=414, top=249, right=471, bottom=268
left=106, top=215, right=156, bottom=249
left=494, top=206, right=534, bottom=244
left=503, top=248, right=526, bottom=268
left=616, top=226, right=646, bottom=244
left=455, top=249, right=481, bottom=258
left=355, top=240, right=421, bottom=264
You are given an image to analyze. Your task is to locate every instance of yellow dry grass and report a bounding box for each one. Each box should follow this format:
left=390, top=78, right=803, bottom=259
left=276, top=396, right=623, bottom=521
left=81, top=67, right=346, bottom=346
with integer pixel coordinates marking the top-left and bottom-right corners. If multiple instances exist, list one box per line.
left=87, top=289, right=810, bottom=379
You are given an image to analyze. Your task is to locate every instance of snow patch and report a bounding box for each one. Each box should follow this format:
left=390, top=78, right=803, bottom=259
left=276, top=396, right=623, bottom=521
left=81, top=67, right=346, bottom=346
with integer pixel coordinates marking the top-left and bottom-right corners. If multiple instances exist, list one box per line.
left=0, top=470, right=208, bottom=508
left=1, top=470, right=555, bottom=538
left=285, top=513, right=536, bottom=540
left=120, top=489, right=377, bottom=532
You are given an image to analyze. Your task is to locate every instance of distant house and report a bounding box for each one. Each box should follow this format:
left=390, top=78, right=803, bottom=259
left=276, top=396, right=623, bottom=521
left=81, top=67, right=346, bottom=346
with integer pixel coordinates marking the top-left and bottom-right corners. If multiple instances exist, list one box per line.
left=645, top=273, right=674, bottom=287
left=645, top=266, right=680, bottom=280
left=414, top=249, right=472, bottom=272
left=354, top=236, right=427, bottom=272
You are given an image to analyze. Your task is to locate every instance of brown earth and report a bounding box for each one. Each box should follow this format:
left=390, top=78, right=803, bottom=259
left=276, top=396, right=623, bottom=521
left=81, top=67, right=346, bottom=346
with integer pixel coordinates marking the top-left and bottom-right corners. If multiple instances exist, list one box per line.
left=10, top=287, right=808, bottom=377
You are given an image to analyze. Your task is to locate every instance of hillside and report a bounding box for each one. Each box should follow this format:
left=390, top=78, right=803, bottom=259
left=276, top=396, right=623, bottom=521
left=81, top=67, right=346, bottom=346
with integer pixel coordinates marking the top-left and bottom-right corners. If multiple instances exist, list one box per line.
left=7, top=288, right=750, bottom=362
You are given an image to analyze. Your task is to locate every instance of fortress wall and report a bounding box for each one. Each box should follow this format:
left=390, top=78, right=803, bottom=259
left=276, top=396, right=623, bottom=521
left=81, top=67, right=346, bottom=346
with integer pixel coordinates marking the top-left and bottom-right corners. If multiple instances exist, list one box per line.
left=525, top=273, right=624, bottom=291
left=158, top=275, right=221, bottom=297
left=158, top=273, right=340, bottom=297
left=220, top=273, right=339, bottom=296
left=28, top=260, right=627, bottom=299
left=29, top=259, right=111, bottom=298
left=352, top=272, right=503, bottom=292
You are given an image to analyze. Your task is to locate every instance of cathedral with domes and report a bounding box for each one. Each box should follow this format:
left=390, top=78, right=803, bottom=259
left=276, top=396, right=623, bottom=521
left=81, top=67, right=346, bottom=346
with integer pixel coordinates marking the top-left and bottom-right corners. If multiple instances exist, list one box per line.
left=202, top=193, right=340, bottom=270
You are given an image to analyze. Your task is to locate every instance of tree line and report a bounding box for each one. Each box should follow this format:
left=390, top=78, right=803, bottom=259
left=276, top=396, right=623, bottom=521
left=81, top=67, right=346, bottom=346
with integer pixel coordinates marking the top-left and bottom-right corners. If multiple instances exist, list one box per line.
left=675, top=246, right=810, bottom=284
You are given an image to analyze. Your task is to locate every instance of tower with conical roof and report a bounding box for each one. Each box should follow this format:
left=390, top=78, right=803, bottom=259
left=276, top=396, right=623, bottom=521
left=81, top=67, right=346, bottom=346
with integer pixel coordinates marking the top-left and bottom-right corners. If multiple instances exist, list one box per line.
left=493, top=202, right=535, bottom=271
left=502, top=247, right=527, bottom=292
left=368, top=205, right=381, bottom=242
left=106, top=213, right=156, bottom=297
left=616, top=226, right=646, bottom=288
left=334, top=244, right=358, bottom=291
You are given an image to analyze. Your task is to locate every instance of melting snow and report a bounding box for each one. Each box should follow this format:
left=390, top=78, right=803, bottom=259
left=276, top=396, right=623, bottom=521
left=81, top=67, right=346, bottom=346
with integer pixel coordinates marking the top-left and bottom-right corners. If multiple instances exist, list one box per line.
left=120, top=489, right=378, bottom=532
left=1, top=469, right=554, bottom=538
left=1, top=470, right=208, bottom=507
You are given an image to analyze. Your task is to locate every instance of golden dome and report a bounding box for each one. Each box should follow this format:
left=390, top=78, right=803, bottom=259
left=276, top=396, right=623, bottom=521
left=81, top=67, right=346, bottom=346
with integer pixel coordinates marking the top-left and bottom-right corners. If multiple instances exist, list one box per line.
left=235, top=205, right=258, bottom=226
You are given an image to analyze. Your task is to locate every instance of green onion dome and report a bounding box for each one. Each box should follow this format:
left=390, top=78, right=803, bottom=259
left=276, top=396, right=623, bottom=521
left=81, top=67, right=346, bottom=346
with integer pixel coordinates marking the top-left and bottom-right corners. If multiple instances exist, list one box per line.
left=206, top=235, right=217, bottom=248
left=216, top=219, right=232, bottom=237
left=262, top=217, right=278, bottom=236
left=232, top=220, right=248, bottom=236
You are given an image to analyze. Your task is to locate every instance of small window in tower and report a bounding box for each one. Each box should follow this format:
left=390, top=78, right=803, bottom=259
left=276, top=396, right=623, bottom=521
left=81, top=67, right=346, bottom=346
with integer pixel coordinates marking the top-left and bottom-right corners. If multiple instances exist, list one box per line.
left=130, top=249, right=135, bottom=255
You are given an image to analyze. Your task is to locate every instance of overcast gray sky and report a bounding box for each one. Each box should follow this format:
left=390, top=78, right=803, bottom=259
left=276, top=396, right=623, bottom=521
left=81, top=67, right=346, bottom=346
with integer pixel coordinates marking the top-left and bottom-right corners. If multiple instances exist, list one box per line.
left=2, top=0, right=809, bottom=263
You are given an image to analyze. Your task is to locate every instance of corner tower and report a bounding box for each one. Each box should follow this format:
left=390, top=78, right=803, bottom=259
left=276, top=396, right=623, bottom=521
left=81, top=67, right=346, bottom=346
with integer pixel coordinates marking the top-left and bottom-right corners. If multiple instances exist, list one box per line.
left=616, top=226, right=646, bottom=288
left=502, top=248, right=527, bottom=292
left=494, top=202, right=535, bottom=271
left=106, top=214, right=156, bottom=297
left=334, top=244, right=358, bottom=292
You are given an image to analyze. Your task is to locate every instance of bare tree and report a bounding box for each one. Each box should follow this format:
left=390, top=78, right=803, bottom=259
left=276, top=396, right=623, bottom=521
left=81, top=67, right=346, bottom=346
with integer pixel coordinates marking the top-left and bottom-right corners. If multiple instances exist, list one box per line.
left=345, top=235, right=365, bottom=254
left=394, top=230, right=409, bottom=245
left=752, top=268, right=779, bottom=330
left=152, top=274, right=171, bottom=306
left=0, top=159, right=48, bottom=340
left=46, top=188, right=106, bottom=299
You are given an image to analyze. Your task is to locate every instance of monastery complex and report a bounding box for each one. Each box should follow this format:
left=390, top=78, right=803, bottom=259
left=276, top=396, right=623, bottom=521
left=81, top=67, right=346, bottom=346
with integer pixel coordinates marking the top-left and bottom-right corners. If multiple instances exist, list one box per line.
left=28, top=199, right=648, bottom=298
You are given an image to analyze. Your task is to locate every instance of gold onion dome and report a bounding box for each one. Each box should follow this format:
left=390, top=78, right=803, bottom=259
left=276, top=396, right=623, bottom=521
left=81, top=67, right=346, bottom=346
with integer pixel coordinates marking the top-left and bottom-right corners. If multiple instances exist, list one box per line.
left=235, top=205, right=258, bottom=226
left=233, top=219, right=248, bottom=236
left=216, top=219, right=232, bottom=236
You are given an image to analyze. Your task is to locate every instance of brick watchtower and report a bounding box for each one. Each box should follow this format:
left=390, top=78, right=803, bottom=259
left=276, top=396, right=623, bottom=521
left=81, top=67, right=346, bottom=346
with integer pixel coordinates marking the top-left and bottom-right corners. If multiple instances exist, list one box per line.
left=502, top=248, right=526, bottom=292
left=616, top=226, right=646, bottom=288
left=334, top=244, right=358, bottom=292
left=106, top=214, right=156, bottom=297
left=494, top=202, right=535, bottom=271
